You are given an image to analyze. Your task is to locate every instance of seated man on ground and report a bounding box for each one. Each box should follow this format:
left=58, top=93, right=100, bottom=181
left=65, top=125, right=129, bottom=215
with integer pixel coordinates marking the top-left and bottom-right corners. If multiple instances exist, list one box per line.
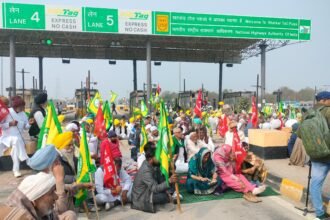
left=1, top=171, right=76, bottom=219
left=186, top=147, right=222, bottom=195
left=172, top=127, right=188, bottom=173
left=241, top=151, right=267, bottom=186
left=131, top=142, right=178, bottom=213
left=213, top=144, right=266, bottom=203
left=95, top=158, right=133, bottom=211
left=27, top=145, right=94, bottom=212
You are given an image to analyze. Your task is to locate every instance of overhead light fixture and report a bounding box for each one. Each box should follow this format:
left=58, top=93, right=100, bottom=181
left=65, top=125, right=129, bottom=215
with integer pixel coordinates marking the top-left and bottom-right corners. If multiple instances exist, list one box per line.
left=62, top=58, right=70, bottom=64
left=226, top=63, right=233, bottom=67
left=109, top=60, right=116, bottom=65
left=154, top=61, right=161, bottom=66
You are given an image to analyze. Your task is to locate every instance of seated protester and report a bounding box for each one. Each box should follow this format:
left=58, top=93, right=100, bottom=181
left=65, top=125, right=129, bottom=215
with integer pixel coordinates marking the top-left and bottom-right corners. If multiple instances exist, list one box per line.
left=197, top=127, right=215, bottom=152
left=148, top=126, right=159, bottom=144
left=1, top=172, right=76, bottom=220
left=131, top=142, right=178, bottom=213
left=172, top=127, right=188, bottom=173
left=27, top=145, right=93, bottom=213
left=186, top=147, right=222, bottom=195
left=224, top=120, right=246, bottom=146
left=185, top=131, right=202, bottom=162
left=289, top=136, right=309, bottom=167
left=65, top=122, right=81, bottom=157
left=100, top=131, right=122, bottom=166
left=241, top=151, right=267, bottom=186
left=95, top=158, right=132, bottom=210
left=53, top=132, right=77, bottom=184
left=287, top=123, right=299, bottom=157
left=270, top=118, right=282, bottom=130
left=131, top=123, right=141, bottom=162
left=213, top=144, right=266, bottom=203
left=0, top=96, right=32, bottom=177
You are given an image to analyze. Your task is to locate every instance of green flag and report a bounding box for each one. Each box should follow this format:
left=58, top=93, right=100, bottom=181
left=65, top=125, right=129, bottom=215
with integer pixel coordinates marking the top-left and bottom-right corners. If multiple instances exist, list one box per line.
left=103, top=100, right=113, bottom=130
left=141, top=100, right=148, bottom=117
left=140, top=120, right=148, bottom=153
left=37, top=100, right=62, bottom=149
left=110, top=91, right=118, bottom=103
left=155, top=101, right=173, bottom=184
left=279, top=101, right=284, bottom=113
left=75, top=124, right=96, bottom=206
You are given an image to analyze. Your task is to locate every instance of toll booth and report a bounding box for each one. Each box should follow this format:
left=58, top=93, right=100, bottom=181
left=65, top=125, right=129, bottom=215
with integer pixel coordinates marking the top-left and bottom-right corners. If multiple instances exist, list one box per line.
left=223, top=91, right=255, bottom=112
left=74, top=88, right=98, bottom=118
left=178, top=90, right=209, bottom=110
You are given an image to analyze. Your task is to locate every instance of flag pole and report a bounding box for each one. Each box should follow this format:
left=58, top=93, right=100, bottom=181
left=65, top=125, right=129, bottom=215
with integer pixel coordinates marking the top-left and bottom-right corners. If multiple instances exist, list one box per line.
left=89, top=173, right=100, bottom=220
left=82, top=201, right=90, bottom=219
left=170, top=160, right=182, bottom=213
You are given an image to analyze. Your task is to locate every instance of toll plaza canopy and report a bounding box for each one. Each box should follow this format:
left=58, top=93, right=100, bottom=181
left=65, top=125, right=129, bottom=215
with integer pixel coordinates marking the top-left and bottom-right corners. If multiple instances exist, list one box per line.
left=0, top=2, right=311, bottom=63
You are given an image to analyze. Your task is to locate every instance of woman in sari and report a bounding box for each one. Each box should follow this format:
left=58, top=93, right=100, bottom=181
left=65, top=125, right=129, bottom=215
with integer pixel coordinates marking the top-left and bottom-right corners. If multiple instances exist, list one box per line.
left=213, top=144, right=266, bottom=203
left=186, top=147, right=222, bottom=195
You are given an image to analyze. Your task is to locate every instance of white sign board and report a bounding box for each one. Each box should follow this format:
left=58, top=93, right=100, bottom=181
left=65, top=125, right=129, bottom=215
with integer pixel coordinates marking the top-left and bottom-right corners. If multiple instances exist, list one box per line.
left=46, top=6, right=82, bottom=32
left=118, top=10, right=151, bottom=35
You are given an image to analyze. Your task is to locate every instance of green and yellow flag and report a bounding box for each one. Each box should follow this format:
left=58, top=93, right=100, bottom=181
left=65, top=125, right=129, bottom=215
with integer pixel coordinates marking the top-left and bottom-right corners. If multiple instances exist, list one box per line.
left=140, top=120, right=148, bottom=153
left=75, top=124, right=96, bottom=206
left=141, top=100, right=148, bottom=117
left=110, top=91, right=118, bottom=103
left=88, top=92, right=102, bottom=115
left=37, top=100, right=63, bottom=149
left=278, top=101, right=284, bottom=113
left=103, top=100, right=112, bottom=130
left=155, top=101, right=173, bottom=184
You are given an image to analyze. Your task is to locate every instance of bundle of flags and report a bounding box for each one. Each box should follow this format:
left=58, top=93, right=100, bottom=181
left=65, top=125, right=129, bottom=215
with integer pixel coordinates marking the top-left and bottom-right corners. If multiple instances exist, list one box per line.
left=156, top=101, right=173, bottom=184
left=75, top=124, right=97, bottom=206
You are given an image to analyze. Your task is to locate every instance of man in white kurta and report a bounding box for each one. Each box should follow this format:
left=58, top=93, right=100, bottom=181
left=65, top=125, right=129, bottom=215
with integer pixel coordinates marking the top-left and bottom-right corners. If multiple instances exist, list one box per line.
left=0, top=96, right=30, bottom=177
left=95, top=158, right=132, bottom=210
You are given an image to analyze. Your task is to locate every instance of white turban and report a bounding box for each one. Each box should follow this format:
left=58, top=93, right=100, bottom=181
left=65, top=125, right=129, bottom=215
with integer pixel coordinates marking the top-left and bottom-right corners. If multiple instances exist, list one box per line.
left=150, top=126, right=158, bottom=132
left=65, top=123, right=78, bottom=132
left=18, top=172, right=56, bottom=201
left=270, top=119, right=282, bottom=129
left=145, top=124, right=152, bottom=130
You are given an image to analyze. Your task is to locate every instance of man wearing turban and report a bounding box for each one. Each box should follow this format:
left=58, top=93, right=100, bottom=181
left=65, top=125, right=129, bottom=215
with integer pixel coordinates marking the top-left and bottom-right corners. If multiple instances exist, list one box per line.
left=0, top=96, right=33, bottom=177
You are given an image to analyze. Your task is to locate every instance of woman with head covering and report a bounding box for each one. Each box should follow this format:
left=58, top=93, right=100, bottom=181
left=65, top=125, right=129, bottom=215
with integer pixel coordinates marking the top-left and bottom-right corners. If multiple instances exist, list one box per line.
left=0, top=96, right=31, bottom=177
left=185, top=131, right=202, bottom=162
left=213, top=144, right=266, bottom=203
left=28, top=92, right=48, bottom=138
left=186, top=147, right=222, bottom=195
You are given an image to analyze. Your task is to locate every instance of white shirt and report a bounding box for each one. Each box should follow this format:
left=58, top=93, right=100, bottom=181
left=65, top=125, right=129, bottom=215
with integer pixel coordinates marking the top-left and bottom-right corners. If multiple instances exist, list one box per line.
left=95, top=167, right=132, bottom=197
left=0, top=108, right=30, bottom=137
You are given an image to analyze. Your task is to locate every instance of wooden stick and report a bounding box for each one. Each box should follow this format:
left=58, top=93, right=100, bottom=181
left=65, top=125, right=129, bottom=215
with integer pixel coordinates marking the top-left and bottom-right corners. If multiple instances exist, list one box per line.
left=83, top=201, right=90, bottom=219
left=170, top=160, right=182, bottom=213
left=89, top=173, right=100, bottom=220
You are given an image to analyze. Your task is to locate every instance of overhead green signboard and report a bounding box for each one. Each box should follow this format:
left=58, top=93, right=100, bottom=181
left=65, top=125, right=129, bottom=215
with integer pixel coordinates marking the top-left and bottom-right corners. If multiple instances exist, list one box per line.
left=3, top=3, right=45, bottom=30
left=0, top=2, right=311, bottom=41
left=82, top=7, right=118, bottom=33
left=153, top=12, right=311, bottom=40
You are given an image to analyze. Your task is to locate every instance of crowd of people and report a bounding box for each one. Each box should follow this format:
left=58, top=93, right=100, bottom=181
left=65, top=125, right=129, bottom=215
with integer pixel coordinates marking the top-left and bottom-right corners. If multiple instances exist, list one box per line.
left=0, top=90, right=329, bottom=219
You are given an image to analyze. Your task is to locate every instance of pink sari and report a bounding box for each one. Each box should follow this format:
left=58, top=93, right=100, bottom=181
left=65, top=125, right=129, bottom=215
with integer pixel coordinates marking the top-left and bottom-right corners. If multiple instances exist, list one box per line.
left=213, top=145, right=255, bottom=193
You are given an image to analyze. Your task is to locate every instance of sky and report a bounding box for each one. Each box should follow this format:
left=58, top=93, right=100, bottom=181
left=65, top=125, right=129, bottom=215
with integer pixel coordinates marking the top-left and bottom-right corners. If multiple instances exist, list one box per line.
left=1, top=0, right=329, bottom=100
